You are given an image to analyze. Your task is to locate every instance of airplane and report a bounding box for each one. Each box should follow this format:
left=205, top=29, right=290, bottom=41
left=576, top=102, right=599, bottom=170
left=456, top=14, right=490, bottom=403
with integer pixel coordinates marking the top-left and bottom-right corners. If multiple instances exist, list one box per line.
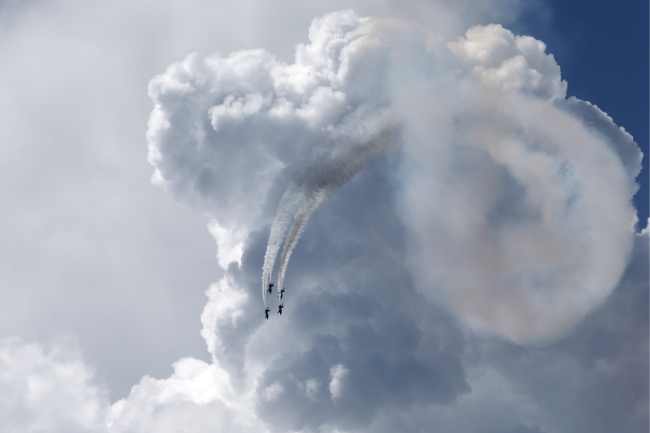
left=280, top=288, right=286, bottom=299
left=267, top=282, right=274, bottom=294
left=264, top=308, right=270, bottom=320
left=277, top=304, right=284, bottom=315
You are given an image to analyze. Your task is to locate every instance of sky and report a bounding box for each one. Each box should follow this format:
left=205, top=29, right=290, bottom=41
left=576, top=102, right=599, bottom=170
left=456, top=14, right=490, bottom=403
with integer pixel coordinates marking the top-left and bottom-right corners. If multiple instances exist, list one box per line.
left=0, top=1, right=647, bottom=432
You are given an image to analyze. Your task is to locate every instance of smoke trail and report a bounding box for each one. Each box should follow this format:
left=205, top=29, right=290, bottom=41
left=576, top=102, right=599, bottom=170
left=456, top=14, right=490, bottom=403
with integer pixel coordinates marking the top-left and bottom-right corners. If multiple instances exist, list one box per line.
left=261, top=108, right=399, bottom=304
left=261, top=185, right=305, bottom=306
left=261, top=183, right=327, bottom=306
left=275, top=188, right=328, bottom=296
left=274, top=125, right=399, bottom=294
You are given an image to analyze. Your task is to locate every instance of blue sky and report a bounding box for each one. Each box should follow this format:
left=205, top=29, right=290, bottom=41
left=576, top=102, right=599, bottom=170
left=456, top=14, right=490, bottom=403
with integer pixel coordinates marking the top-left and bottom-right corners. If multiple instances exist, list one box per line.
left=521, top=0, right=648, bottom=228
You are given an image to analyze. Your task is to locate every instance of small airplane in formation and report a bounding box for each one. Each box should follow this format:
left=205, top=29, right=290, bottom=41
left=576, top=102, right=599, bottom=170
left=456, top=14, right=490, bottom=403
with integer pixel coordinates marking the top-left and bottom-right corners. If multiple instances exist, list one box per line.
left=263, top=284, right=287, bottom=320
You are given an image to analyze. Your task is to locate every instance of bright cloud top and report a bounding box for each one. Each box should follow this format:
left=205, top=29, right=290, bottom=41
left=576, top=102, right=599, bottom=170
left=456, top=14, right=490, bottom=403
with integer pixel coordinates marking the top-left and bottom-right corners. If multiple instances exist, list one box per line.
left=147, top=10, right=640, bottom=342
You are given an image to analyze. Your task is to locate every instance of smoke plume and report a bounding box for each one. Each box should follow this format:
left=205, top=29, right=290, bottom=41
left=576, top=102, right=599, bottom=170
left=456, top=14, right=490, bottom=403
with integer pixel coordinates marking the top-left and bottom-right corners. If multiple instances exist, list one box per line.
left=263, top=109, right=399, bottom=304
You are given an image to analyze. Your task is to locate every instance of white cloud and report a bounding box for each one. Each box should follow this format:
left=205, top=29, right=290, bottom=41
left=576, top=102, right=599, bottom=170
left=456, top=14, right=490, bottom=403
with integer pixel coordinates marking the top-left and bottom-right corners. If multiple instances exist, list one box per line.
left=136, top=11, right=644, bottom=431
left=0, top=337, right=109, bottom=433
left=148, top=11, right=640, bottom=343
left=447, top=24, right=566, bottom=101
left=200, top=276, right=250, bottom=361
left=207, top=220, right=246, bottom=269
left=0, top=2, right=645, bottom=433
left=107, top=357, right=259, bottom=433
left=263, top=381, right=285, bottom=401
left=328, top=364, right=349, bottom=401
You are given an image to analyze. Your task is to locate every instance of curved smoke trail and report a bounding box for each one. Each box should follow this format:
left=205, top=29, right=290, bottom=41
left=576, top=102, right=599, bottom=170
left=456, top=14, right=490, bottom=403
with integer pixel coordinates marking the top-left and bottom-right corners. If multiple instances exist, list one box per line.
left=261, top=110, right=399, bottom=303
left=275, top=129, right=399, bottom=292
left=275, top=125, right=397, bottom=304
left=261, top=185, right=305, bottom=306
left=275, top=188, right=327, bottom=297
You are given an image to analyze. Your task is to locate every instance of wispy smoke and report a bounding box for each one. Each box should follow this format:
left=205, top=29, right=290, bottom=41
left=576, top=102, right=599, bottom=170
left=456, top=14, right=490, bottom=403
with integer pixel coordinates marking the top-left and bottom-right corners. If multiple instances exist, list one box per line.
left=394, top=23, right=641, bottom=342
left=262, top=108, right=398, bottom=305
left=263, top=112, right=399, bottom=302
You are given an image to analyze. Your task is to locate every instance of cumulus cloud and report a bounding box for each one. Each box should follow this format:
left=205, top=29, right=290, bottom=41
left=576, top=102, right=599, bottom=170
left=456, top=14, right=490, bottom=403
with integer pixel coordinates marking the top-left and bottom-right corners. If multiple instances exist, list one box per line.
left=2, top=5, right=644, bottom=433
left=138, top=10, right=645, bottom=431
left=0, top=337, right=109, bottom=433
left=2, top=227, right=646, bottom=433
left=148, top=10, right=641, bottom=343
left=107, top=356, right=260, bottom=433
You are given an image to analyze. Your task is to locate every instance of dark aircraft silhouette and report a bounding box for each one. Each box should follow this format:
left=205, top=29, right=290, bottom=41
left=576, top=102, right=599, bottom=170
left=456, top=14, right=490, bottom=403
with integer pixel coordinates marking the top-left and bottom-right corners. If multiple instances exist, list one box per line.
left=267, top=282, right=274, bottom=294
left=277, top=304, right=284, bottom=315
left=264, top=308, right=270, bottom=320
left=280, top=288, right=285, bottom=299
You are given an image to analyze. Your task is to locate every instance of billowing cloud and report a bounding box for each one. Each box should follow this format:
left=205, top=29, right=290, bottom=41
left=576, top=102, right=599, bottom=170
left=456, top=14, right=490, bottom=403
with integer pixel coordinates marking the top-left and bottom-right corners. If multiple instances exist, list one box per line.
left=135, top=10, right=645, bottom=432
left=148, top=10, right=641, bottom=342
left=1, top=5, right=645, bottom=433
left=2, top=222, right=645, bottom=433
left=0, top=337, right=109, bottom=433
